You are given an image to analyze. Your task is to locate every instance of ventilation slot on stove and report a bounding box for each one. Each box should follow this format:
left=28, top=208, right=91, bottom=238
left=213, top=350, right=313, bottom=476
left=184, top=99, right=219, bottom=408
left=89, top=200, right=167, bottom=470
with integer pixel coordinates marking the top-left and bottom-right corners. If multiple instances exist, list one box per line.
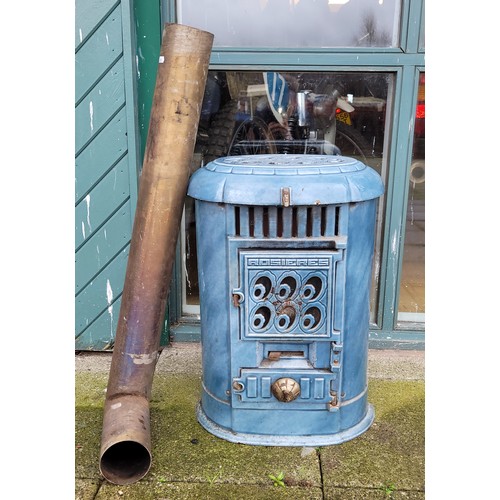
left=234, top=205, right=341, bottom=238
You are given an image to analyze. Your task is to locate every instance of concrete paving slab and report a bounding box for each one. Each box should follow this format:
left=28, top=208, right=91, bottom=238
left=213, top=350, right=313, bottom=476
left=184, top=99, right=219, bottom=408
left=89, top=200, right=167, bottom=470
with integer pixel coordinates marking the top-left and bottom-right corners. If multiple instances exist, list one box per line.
left=76, top=406, right=105, bottom=480
left=320, top=380, right=424, bottom=493
left=368, top=350, right=424, bottom=380
left=75, top=343, right=424, bottom=380
left=148, top=375, right=322, bottom=486
left=75, top=479, right=101, bottom=500
left=324, top=487, right=424, bottom=499
left=95, top=481, right=323, bottom=499
left=76, top=372, right=322, bottom=489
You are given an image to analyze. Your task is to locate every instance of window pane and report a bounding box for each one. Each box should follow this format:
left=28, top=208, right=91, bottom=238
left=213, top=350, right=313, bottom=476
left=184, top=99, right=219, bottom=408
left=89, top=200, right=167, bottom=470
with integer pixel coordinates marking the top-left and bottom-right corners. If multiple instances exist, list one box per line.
left=177, top=0, right=402, bottom=48
left=397, top=72, right=425, bottom=325
left=183, top=70, right=394, bottom=322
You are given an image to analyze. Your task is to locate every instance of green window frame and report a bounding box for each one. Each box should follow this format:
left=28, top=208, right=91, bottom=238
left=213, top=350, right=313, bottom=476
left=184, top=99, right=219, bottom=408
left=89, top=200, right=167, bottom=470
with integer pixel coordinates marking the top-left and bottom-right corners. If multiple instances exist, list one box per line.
left=136, top=0, right=425, bottom=348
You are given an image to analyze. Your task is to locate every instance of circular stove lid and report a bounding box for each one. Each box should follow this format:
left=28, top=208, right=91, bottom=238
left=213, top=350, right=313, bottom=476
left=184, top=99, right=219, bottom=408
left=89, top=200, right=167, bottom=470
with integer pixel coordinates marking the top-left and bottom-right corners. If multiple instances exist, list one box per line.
left=206, top=154, right=364, bottom=176
left=188, top=154, right=384, bottom=206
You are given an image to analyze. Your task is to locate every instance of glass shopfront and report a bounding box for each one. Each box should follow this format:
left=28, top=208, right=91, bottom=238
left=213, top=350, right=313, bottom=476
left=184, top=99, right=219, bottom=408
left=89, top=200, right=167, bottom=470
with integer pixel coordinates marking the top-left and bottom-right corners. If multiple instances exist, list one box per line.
left=397, top=72, right=425, bottom=326
left=153, top=0, right=426, bottom=346
left=178, top=0, right=402, bottom=48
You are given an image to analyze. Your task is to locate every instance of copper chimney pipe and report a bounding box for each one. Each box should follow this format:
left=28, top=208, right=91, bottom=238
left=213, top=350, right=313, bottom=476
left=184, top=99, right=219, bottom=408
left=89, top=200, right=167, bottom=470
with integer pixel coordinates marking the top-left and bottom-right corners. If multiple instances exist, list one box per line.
left=99, top=23, right=213, bottom=485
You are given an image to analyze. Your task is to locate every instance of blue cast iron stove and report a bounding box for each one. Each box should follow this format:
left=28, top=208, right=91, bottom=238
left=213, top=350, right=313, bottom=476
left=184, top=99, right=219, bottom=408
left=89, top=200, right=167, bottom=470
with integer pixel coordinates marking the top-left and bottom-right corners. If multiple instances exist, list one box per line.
left=187, top=154, right=384, bottom=446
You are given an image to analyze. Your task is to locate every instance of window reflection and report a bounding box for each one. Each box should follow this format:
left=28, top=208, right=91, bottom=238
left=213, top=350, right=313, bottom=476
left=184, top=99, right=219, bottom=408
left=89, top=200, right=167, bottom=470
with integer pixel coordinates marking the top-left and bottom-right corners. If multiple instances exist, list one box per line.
left=183, top=70, right=393, bottom=318
left=198, top=71, right=388, bottom=169
left=397, top=72, right=425, bottom=325
left=177, top=0, right=402, bottom=48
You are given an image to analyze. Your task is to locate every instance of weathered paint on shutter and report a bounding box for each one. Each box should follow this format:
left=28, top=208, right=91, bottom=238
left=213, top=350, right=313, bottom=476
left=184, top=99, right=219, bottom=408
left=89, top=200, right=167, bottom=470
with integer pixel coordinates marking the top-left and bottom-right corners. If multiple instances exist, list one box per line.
left=75, top=0, right=139, bottom=350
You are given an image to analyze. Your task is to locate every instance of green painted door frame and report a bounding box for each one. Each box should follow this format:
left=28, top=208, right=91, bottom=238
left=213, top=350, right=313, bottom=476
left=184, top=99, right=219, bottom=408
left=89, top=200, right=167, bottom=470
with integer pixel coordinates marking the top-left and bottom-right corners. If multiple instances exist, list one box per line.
left=134, top=0, right=162, bottom=160
left=133, top=0, right=172, bottom=345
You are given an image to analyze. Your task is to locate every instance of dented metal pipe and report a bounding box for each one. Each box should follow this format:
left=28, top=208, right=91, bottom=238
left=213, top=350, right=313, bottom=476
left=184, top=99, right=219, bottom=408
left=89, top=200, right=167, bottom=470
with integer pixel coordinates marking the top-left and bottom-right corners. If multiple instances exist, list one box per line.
left=99, top=23, right=213, bottom=485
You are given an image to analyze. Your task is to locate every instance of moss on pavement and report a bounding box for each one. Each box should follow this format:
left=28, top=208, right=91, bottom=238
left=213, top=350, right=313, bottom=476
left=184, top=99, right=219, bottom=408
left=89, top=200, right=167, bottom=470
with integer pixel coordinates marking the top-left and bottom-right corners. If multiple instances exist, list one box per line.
left=76, top=372, right=424, bottom=499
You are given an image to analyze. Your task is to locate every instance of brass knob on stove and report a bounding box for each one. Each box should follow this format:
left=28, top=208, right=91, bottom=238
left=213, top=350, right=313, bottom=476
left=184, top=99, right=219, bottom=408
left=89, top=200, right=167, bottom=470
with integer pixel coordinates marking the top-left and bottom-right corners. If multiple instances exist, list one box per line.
left=271, top=377, right=301, bottom=402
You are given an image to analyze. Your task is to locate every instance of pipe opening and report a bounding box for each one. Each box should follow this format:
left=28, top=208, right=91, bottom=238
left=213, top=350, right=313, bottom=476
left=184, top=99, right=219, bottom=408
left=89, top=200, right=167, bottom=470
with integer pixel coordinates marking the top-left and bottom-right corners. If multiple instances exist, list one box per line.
left=100, top=440, right=152, bottom=485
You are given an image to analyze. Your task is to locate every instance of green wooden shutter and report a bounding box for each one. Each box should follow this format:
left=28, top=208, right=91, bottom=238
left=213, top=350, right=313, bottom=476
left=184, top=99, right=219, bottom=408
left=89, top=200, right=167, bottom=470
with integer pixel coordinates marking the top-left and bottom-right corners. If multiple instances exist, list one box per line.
left=75, top=0, right=140, bottom=350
